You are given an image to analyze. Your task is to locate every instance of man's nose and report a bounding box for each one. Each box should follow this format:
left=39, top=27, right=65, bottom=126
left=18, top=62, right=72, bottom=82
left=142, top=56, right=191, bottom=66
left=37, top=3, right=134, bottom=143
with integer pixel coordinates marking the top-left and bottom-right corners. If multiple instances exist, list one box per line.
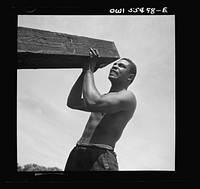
left=112, top=64, right=118, bottom=69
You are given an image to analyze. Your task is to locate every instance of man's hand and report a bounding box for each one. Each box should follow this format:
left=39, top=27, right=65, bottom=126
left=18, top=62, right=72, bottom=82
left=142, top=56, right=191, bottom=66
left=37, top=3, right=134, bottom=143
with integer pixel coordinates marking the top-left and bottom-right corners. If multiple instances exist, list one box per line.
left=84, top=48, right=100, bottom=73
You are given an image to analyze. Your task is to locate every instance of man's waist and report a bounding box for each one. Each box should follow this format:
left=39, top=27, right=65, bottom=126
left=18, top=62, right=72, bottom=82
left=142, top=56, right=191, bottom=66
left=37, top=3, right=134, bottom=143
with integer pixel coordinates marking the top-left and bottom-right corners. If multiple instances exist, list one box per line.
left=76, top=141, right=114, bottom=151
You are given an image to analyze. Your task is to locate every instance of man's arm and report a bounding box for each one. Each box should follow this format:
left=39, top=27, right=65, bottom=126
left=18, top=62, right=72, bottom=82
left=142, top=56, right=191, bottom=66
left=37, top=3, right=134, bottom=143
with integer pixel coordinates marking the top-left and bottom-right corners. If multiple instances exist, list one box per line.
left=82, top=49, right=136, bottom=113
left=83, top=73, right=136, bottom=113
left=67, top=48, right=100, bottom=112
left=66, top=70, right=86, bottom=111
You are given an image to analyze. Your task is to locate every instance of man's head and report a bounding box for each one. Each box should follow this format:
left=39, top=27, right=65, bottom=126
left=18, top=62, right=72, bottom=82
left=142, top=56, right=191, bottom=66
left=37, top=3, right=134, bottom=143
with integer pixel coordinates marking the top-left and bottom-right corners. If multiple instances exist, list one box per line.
left=108, top=58, right=137, bottom=87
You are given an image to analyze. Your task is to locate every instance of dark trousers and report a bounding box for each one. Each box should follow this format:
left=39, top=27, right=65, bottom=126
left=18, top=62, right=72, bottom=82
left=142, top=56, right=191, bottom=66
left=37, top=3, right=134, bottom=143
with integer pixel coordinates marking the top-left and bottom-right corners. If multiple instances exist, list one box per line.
left=64, top=144, right=119, bottom=171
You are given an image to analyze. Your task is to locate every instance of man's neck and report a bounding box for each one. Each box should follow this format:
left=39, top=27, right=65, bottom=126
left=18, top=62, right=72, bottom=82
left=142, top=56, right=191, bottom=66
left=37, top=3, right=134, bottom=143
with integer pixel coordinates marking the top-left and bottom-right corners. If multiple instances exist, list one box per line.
left=109, top=84, right=127, bottom=93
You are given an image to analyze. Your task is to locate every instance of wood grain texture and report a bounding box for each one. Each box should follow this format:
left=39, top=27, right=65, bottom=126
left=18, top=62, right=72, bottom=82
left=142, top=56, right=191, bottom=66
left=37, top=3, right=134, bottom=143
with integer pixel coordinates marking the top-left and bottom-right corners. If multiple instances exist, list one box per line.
left=17, top=27, right=120, bottom=69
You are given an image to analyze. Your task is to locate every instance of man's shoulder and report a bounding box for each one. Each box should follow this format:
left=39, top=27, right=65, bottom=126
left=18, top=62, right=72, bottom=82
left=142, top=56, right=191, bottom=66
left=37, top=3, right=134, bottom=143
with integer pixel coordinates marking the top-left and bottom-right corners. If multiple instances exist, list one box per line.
left=116, top=90, right=136, bottom=107
left=100, top=90, right=136, bottom=113
left=105, top=90, right=136, bottom=104
left=120, top=90, right=136, bottom=99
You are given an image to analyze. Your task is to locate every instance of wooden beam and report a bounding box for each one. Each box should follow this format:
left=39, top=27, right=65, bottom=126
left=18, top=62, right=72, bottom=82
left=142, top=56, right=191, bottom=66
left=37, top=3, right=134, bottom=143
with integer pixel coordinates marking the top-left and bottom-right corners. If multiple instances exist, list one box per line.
left=17, top=27, right=120, bottom=69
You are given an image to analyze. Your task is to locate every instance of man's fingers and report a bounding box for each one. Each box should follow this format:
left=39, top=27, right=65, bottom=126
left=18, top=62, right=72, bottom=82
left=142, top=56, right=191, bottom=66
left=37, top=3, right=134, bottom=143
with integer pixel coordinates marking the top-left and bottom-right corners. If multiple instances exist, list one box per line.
left=89, top=51, right=93, bottom=58
left=90, top=48, right=100, bottom=57
left=93, top=48, right=100, bottom=57
left=90, top=48, right=96, bottom=57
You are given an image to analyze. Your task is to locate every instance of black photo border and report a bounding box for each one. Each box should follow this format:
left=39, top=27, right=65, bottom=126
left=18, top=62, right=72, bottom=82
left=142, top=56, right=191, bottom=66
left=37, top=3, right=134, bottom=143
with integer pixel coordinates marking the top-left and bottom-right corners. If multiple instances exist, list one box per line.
left=4, top=2, right=196, bottom=183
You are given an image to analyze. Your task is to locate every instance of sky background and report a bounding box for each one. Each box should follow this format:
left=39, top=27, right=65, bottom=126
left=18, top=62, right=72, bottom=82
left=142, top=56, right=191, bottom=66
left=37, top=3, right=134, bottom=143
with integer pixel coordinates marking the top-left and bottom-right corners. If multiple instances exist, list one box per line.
left=17, top=15, right=175, bottom=171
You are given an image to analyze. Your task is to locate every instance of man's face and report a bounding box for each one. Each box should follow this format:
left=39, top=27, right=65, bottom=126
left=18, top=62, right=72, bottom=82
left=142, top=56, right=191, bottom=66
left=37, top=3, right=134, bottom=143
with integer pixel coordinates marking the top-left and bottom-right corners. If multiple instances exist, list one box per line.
left=108, top=59, right=131, bottom=83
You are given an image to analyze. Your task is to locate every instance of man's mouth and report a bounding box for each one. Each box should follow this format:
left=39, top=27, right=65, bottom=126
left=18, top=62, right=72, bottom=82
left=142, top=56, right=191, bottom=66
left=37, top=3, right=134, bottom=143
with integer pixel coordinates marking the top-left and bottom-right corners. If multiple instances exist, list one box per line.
left=110, top=69, right=118, bottom=76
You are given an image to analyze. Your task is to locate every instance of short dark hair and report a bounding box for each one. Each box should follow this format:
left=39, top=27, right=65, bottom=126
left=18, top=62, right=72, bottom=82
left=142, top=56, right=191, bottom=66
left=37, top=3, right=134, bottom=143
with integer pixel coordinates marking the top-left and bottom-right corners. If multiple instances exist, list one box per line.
left=121, top=58, right=137, bottom=84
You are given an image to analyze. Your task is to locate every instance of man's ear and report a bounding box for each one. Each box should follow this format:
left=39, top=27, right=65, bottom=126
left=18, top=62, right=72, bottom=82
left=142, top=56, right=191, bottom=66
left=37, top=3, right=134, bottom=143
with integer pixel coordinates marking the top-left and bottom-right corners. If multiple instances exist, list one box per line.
left=127, top=74, right=135, bottom=83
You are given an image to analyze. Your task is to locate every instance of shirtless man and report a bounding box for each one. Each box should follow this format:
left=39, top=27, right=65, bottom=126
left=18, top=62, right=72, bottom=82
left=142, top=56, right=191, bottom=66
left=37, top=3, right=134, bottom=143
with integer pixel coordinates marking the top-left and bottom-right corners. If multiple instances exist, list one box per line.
left=64, top=48, right=137, bottom=171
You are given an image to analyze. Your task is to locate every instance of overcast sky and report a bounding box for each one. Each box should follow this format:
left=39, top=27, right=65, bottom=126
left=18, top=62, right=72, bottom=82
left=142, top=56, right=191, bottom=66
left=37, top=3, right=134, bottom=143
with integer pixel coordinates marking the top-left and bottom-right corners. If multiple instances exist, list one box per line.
left=17, top=15, right=175, bottom=170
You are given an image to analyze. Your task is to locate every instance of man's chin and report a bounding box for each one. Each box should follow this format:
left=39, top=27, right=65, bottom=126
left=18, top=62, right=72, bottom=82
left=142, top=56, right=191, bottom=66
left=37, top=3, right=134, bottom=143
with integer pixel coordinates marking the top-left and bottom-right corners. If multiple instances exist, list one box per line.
left=108, top=75, right=117, bottom=81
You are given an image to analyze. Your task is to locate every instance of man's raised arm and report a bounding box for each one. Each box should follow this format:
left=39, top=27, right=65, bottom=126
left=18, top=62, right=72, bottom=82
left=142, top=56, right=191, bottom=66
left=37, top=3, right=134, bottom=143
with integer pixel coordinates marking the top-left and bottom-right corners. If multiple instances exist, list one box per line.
left=66, top=70, right=86, bottom=111
left=82, top=48, right=136, bottom=114
left=67, top=48, right=100, bottom=112
left=82, top=74, right=136, bottom=113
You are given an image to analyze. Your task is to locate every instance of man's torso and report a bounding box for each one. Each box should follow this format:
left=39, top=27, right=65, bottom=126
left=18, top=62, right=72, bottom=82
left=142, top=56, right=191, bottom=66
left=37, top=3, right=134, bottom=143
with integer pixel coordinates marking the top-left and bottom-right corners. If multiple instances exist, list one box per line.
left=78, top=108, right=134, bottom=148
